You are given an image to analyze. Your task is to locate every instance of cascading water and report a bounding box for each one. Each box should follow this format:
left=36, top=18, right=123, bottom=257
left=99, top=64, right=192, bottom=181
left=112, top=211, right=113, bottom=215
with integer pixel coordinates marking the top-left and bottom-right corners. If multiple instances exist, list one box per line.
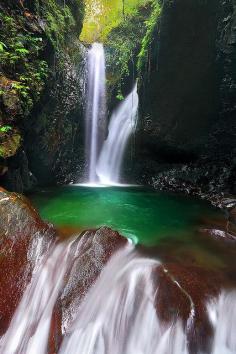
left=0, top=240, right=75, bottom=354
left=86, top=43, right=106, bottom=183
left=96, top=83, right=139, bottom=185
left=1, top=235, right=236, bottom=354
left=84, top=41, right=138, bottom=186
left=59, top=247, right=188, bottom=354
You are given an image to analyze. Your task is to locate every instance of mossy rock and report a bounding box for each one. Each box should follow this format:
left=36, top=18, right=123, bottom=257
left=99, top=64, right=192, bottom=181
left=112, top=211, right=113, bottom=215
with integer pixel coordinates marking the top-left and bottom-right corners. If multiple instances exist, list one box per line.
left=105, top=1, right=158, bottom=105
left=0, top=75, right=23, bottom=120
left=0, top=128, right=22, bottom=158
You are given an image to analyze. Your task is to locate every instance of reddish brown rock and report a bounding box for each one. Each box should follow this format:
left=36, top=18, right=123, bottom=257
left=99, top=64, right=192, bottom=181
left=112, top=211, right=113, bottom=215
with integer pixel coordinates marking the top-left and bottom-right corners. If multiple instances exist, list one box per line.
left=0, top=189, right=128, bottom=351
left=60, top=227, right=128, bottom=332
left=200, top=227, right=236, bottom=243
left=154, top=262, right=222, bottom=353
left=0, top=188, right=56, bottom=335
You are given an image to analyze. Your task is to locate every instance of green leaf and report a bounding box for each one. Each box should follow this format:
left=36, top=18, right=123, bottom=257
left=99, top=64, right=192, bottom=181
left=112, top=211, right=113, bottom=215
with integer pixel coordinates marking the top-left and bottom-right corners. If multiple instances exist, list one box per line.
left=0, top=41, right=6, bottom=51
left=116, top=93, right=124, bottom=101
left=15, top=48, right=30, bottom=55
left=0, top=125, right=12, bottom=133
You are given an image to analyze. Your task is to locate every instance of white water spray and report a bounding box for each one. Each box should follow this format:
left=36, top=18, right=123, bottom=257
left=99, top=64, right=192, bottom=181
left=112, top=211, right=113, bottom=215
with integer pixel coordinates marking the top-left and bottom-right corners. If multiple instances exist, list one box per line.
left=60, top=247, right=188, bottom=354
left=86, top=43, right=106, bottom=183
left=96, top=83, right=139, bottom=185
left=207, top=290, right=236, bottom=354
left=0, top=240, right=74, bottom=354
left=1, top=238, right=236, bottom=354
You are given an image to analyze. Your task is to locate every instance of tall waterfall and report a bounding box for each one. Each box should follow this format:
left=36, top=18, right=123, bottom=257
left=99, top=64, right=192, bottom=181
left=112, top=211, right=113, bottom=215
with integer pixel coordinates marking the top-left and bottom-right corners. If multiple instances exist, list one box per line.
left=84, top=42, right=138, bottom=186
left=86, top=43, right=106, bottom=183
left=1, top=237, right=236, bottom=354
left=96, top=83, right=139, bottom=185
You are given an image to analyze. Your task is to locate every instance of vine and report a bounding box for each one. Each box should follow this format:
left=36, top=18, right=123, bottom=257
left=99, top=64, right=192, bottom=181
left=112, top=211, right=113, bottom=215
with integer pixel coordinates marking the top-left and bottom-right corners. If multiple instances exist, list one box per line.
left=137, top=0, right=161, bottom=75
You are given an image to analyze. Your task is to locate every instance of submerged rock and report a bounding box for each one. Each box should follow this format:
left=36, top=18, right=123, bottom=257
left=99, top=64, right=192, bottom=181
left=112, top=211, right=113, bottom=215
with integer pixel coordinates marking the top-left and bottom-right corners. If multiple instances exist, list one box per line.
left=200, top=228, right=236, bottom=244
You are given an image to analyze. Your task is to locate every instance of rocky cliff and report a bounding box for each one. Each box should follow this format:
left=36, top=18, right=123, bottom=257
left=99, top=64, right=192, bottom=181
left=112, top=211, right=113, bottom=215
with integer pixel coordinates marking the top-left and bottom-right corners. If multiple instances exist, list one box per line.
left=135, top=0, right=236, bottom=197
left=1, top=0, right=235, bottom=197
left=0, top=0, right=86, bottom=192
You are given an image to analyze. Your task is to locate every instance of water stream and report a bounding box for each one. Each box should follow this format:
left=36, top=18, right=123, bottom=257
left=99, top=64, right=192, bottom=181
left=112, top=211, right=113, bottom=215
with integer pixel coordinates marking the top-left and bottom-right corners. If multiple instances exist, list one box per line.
left=85, top=43, right=138, bottom=185
left=59, top=246, right=187, bottom=354
left=0, top=241, right=74, bottom=354
left=97, top=83, right=139, bottom=185
left=86, top=43, right=106, bottom=183
left=1, top=227, right=236, bottom=354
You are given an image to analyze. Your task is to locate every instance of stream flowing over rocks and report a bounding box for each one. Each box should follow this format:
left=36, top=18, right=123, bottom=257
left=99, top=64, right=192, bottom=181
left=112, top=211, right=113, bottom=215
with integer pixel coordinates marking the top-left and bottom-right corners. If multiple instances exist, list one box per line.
left=0, top=190, right=236, bottom=353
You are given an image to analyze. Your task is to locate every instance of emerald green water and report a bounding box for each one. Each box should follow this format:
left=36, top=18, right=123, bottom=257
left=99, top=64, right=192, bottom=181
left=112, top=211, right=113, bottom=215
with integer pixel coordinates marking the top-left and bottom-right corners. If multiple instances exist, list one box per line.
left=30, top=186, right=221, bottom=246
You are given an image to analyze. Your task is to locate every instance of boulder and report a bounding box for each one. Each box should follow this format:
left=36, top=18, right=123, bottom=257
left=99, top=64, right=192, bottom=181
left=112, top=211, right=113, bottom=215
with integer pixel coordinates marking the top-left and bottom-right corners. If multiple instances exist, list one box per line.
left=60, top=227, right=128, bottom=332
left=0, top=188, right=55, bottom=335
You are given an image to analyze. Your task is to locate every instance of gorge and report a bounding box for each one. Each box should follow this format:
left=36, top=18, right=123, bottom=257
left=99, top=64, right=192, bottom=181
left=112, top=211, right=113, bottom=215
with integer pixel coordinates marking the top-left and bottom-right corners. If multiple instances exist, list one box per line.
left=0, top=0, right=236, bottom=353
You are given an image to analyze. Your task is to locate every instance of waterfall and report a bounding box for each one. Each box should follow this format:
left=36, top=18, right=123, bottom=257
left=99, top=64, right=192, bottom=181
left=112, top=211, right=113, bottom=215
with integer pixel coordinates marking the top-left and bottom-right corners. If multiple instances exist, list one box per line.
left=96, top=83, right=139, bottom=185
left=84, top=42, right=138, bottom=186
left=207, top=291, right=236, bottom=354
left=2, top=237, right=236, bottom=354
left=0, top=240, right=75, bottom=354
left=59, top=248, right=188, bottom=354
left=86, top=43, right=106, bottom=183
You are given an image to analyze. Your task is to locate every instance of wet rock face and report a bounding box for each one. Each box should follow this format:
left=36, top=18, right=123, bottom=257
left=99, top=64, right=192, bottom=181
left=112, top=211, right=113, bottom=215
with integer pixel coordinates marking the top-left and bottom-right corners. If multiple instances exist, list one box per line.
left=217, top=0, right=236, bottom=116
left=0, top=189, right=55, bottom=335
left=0, top=190, right=128, bottom=348
left=60, top=227, right=128, bottom=332
left=25, top=44, right=87, bottom=187
left=154, top=264, right=221, bottom=353
left=0, top=190, right=234, bottom=353
left=137, top=0, right=219, bottom=159
left=135, top=0, right=236, bottom=196
left=0, top=0, right=86, bottom=192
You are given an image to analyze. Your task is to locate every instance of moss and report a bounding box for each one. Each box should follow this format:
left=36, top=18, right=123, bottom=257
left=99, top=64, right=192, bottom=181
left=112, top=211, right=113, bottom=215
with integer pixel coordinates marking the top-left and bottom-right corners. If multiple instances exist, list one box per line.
left=0, top=127, right=22, bottom=158
left=0, top=0, right=84, bottom=121
left=137, top=0, right=162, bottom=75
left=105, top=1, right=156, bottom=99
left=35, top=0, right=77, bottom=49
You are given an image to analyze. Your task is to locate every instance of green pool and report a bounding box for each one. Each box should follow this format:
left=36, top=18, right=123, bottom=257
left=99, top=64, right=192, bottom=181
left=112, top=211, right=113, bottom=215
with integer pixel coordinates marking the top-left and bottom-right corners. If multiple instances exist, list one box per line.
left=29, top=186, right=221, bottom=246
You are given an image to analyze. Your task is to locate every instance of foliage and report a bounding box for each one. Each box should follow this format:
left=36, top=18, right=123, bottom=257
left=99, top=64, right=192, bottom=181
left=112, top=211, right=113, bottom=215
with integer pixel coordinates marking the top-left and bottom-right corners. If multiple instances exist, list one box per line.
left=0, top=126, right=21, bottom=158
left=0, top=12, right=49, bottom=113
left=105, top=1, right=154, bottom=98
left=116, top=92, right=125, bottom=101
left=80, top=0, right=150, bottom=42
left=0, top=41, right=7, bottom=52
left=0, top=0, right=84, bottom=119
left=0, top=0, right=85, bottom=162
left=0, top=125, right=12, bottom=133
left=137, top=0, right=161, bottom=74
left=35, top=0, right=77, bottom=49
